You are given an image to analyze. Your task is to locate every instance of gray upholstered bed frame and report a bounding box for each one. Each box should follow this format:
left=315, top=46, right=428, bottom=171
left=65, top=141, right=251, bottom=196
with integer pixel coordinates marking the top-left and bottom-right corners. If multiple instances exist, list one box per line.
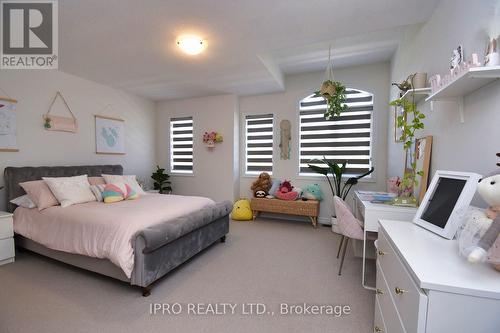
left=4, top=165, right=231, bottom=296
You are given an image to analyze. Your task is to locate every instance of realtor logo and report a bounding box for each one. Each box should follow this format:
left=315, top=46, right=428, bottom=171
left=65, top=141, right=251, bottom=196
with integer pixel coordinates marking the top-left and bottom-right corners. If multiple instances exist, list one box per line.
left=1, top=0, right=58, bottom=69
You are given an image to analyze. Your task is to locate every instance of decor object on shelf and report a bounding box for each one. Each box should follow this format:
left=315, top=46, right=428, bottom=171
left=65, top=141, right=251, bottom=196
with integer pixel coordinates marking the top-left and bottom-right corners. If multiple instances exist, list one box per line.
left=0, top=96, right=18, bottom=152
left=404, top=136, right=433, bottom=204
left=466, top=170, right=500, bottom=271
left=202, top=131, right=223, bottom=148
left=250, top=172, right=272, bottom=198
left=275, top=180, right=299, bottom=201
left=231, top=199, right=253, bottom=221
left=412, top=73, right=428, bottom=89
left=485, top=36, right=500, bottom=66
left=43, top=91, right=78, bottom=133
left=450, top=45, right=464, bottom=71
left=391, top=75, right=413, bottom=93
left=303, top=184, right=323, bottom=201
left=390, top=79, right=426, bottom=206
left=314, top=47, right=347, bottom=119
left=250, top=197, right=319, bottom=227
left=279, top=119, right=291, bottom=160
left=151, top=165, right=172, bottom=194
left=95, top=115, right=125, bottom=155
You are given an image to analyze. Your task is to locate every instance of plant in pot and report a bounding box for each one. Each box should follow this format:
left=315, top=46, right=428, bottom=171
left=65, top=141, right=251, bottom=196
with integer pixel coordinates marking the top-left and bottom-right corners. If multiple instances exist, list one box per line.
left=151, top=165, right=172, bottom=194
left=389, top=76, right=426, bottom=206
left=307, top=157, right=374, bottom=226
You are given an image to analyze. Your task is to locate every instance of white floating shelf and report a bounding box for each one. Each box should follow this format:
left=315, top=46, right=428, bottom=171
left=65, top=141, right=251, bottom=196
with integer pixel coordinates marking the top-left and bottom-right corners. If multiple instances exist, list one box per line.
left=401, top=87, right=432, bottom=104
left=425, top=66, right=500, bottom=123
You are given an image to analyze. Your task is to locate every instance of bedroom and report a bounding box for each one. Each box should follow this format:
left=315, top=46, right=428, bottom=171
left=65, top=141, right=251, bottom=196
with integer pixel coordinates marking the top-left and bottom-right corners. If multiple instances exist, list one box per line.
left=1, top=0, right=500, bottom=332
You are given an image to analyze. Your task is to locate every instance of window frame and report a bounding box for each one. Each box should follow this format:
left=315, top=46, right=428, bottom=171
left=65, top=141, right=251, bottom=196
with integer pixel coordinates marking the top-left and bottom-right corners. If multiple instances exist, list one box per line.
left=169, top=116, right=194, bottom=175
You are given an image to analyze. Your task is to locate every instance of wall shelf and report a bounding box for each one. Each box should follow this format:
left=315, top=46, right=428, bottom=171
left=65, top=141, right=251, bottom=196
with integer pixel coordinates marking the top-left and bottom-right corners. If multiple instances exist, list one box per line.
left=425, top=66, right=500, bottom=123
left=401, top=87, right=432, bottom=104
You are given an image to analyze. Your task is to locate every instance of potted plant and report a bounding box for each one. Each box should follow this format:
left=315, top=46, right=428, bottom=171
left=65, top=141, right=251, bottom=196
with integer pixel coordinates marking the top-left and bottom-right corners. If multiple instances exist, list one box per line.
left=151, top=165, right=172, bottom=194
left=314, top=80, right=348, bottom=119
left=389, top=75, right=426, bottom=206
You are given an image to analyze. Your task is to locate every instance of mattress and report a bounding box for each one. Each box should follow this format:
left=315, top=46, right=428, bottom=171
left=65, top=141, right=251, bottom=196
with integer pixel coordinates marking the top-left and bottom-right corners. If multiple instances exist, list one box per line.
left=13, top=194, right=215, bottom=278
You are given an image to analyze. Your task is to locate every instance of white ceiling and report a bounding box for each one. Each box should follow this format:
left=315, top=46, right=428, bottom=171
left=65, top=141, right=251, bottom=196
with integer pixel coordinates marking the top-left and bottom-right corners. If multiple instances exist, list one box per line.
left=58, top=0, right=440, bottom=101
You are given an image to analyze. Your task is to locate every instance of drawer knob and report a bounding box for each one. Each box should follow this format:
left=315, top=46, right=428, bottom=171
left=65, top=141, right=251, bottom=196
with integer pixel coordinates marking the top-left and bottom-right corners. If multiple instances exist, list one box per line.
left=376, top=288, right=384, bottom=295
left=395, top=287, right=406, bottom=295
left=374, top=326, right=383, bottom=332
left=377, top=250, right=386, bottom=256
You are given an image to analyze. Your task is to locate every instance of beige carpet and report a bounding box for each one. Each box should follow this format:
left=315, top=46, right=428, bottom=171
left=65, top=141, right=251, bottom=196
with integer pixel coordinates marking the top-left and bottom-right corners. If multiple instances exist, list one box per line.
left=0, top=219, right=375, bottom=333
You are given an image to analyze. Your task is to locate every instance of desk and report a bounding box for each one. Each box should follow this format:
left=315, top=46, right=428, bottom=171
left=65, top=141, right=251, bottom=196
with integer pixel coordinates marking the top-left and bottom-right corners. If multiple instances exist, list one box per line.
left=352, top=191, right=417, bottom=290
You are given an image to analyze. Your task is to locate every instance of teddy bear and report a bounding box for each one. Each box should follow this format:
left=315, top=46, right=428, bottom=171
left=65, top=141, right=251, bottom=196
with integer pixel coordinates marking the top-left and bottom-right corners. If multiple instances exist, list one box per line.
left=250, top=172, right=272, bottom=198
left=303, top=184, right=323, bottom=201
left=466, top=171, right=500, bottom=271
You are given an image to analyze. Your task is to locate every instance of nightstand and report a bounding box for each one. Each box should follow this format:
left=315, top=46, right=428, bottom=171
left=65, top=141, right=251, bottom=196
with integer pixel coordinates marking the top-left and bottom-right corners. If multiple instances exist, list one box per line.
left=0, top=211, right=15, bottom=266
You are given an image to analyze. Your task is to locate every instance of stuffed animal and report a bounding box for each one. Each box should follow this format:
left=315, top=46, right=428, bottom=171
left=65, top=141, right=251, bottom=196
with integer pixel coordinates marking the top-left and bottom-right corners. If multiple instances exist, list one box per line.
left=467, top=171, right=500, bottom=270
left=231, top=199, right=253, bottom=221
left=275, top=179, right=299, bottom=201
left=251, top=172, right=272, bottom=197
left=303, top=184, right=323, bottom=201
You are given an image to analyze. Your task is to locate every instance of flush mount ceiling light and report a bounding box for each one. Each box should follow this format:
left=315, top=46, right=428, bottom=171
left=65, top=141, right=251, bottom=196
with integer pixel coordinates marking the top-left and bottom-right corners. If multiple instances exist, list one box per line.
left=176, top=36, right=205, bottom=55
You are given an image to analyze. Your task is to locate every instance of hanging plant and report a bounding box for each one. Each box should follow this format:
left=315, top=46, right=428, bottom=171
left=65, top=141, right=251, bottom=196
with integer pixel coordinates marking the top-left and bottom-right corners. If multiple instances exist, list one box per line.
left=315, top=47, right=347, bottom=119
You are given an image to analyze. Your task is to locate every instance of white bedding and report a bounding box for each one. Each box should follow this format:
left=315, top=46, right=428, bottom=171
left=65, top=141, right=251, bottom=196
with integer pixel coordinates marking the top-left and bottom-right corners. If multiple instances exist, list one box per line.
left=13, top=194, right=215, bottom=278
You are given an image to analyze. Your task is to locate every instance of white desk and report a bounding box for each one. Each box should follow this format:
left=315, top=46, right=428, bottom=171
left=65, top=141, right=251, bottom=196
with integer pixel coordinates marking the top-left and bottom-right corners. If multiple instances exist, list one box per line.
left=352, top=191, right=417, bottom=290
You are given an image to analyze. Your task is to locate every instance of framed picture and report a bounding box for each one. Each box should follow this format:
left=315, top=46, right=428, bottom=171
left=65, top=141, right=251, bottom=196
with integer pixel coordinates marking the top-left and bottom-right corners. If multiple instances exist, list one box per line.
left=393, top=105, right=406, bottom=143
left=0, top=97, right=19, bottom=152
left=95, top=115, right=125, bottom=155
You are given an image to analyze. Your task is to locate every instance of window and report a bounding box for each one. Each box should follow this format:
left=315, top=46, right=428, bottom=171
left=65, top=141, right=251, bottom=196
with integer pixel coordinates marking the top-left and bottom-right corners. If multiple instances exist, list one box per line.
left=170, top=116, right=193, bottom=174
left=299, top=89, right=373, bottom=176
left=245, top=114, right=274, bottom=174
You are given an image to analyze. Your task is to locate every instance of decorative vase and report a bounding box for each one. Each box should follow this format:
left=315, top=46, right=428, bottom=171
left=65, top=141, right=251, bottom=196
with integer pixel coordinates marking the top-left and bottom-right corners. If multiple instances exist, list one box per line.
left=412, top=73, right=428, bottom=89
left=485, top=37, right=500, bottom=67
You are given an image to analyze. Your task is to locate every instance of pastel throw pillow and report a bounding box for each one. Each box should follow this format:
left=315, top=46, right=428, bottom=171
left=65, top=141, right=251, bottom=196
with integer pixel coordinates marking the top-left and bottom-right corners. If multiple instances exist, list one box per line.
left=10, top=194, right=37, bottom=209
left=102, top=174, right=145, bottom=195
left=102, top=183, right=139, bottom=203
left=19, top=180, right=59, bottom=211
left=90, top=184, right=106, bottom=202
left=42, top=175, right=96, bottom=208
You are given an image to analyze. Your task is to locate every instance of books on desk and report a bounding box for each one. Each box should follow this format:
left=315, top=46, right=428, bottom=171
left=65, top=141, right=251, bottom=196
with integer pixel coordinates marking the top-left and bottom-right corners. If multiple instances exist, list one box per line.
left=356, top=190, right=396, bottom=203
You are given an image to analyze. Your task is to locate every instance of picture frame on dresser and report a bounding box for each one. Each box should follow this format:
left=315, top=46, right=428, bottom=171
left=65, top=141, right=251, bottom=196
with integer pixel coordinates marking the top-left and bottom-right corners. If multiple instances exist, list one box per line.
left=413, top=170, right=481, bottom=239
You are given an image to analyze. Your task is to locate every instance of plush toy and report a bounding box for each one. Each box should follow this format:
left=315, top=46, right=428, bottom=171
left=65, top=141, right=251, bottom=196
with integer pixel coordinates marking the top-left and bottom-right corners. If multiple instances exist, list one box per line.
left=303, top=184, right=323, bottom=201
left=251, top=172, right=272, bottom=197
left=275, top=179, right=299, bottom=200
left=467, top=171, right=500, bottom=270
left=231, top=199, right=253, bottom=221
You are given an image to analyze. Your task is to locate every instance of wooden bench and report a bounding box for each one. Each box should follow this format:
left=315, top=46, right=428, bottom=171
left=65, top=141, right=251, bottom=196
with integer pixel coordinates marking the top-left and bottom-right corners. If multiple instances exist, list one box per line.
left=250, top=198, right=320, bottom=227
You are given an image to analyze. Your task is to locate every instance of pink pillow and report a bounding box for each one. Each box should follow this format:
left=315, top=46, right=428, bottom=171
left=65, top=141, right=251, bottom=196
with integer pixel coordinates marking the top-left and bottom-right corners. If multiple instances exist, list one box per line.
left=88, top=176, right=106, bottom=185
left=20, top=180, right=59, bottom=211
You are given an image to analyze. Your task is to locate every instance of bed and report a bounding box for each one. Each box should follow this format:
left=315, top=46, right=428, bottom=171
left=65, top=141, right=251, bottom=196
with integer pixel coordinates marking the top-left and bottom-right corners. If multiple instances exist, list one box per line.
left=4, top=165, right=231, bottom=296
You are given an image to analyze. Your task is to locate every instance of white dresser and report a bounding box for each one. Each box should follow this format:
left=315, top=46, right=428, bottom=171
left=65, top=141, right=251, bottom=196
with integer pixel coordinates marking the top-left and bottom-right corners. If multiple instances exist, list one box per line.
left=0, top=211, right=15, bottom=266
left=375, top=220, right=500, bottom=333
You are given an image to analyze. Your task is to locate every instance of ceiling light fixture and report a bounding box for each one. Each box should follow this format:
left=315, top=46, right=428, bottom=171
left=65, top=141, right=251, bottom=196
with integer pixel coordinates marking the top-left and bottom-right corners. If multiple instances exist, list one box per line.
left=177, top=36, right=205, bottom=55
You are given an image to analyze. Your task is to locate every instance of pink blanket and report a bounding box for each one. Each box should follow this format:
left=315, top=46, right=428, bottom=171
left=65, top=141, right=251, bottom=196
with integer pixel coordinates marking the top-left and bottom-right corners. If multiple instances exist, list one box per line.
left=13, top=194, right=215, bottom=278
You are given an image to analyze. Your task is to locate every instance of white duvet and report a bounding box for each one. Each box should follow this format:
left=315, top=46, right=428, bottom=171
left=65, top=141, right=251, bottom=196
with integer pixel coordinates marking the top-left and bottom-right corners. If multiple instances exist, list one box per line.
left=13, top=194, right=215, bottom=278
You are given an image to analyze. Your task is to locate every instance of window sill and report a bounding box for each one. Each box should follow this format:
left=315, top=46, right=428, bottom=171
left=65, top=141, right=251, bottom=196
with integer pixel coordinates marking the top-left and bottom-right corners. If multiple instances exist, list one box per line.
left=170, top=172, right=195, bottom=177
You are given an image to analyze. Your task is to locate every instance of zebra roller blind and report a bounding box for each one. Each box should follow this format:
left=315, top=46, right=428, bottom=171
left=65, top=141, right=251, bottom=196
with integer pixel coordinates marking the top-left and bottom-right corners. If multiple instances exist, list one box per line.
left=170, top=116, right=193, bottom=174
left=299, top=89, right=373, bottom=176
left=245, top=114, right=274, bottom=174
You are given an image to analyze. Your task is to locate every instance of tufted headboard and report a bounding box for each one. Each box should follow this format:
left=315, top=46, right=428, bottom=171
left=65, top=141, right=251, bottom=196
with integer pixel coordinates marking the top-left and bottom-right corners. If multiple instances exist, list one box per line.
left=4, top=165, right=123, bottom=213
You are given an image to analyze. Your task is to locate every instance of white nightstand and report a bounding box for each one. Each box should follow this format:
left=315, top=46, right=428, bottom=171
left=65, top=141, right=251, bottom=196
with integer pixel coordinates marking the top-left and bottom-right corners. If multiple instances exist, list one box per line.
left=0, top=211, right=15, bottom=266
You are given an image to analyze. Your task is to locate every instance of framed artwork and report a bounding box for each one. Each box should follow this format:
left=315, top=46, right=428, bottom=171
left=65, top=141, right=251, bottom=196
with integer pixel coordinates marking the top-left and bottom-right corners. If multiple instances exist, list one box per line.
left=0, top=97, right=19, bottom=152
left=393, top=105, right=406, bottom=143
left=95, top=115, right=125, bottom=155
left=404, top=135, right=433, bottom=204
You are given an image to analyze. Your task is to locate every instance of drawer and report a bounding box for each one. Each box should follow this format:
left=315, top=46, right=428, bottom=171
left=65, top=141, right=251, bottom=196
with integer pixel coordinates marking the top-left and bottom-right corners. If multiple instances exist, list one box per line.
left=376, top=261, right=406, bottom=333
left=374, top=296, right=387, bottom=333
left=0, top=217, right=14, bottom=240
left=0, top=238, right=15, bottom=261
left=377, top=230, right=427, bottom=333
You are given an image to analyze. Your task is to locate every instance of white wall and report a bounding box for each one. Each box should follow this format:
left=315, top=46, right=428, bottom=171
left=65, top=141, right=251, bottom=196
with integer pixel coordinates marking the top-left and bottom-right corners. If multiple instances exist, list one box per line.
left=240, top=62, right=391, bottom=223
left=0, top=70, right=156, bottom=211
left=156, top=94, right=239, bottom=202
left=388, top=0, right=500, bottom=206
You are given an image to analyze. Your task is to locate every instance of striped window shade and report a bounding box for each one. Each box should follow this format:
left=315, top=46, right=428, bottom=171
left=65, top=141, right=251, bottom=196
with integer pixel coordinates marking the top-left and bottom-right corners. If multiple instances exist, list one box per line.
left=170, top=116, right=194, bottom=174
left=245, top=114, right=274, bottom=174
left=299, top=89, right=373, bottom=176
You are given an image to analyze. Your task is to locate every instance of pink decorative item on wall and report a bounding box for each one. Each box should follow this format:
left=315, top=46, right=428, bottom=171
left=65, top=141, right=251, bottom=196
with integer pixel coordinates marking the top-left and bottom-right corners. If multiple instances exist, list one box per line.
left=202, top=131, right=223, bottom=149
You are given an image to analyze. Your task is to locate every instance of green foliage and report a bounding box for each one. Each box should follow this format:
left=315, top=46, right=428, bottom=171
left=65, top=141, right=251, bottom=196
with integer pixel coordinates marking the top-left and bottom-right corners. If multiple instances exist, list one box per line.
left=151, top=165, right=172, bottom=194
left=307, top=157, right=374, bottom=200
left=314, top=80, right=348, bottom=119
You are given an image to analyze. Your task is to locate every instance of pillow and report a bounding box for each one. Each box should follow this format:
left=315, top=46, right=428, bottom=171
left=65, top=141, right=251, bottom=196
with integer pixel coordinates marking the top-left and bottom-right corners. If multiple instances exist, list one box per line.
left=10, top=194, right=37, bottom=209
left=19, top=180, right=59, bottom=211
left=42, top=175, right=96, bottom=208
left=102, top=174, right=145, bottom=195
left=102, top=183, right=139, bottom=203
left=90, top=184, right=106, bottom=202
left=88, top=176, right=106, bottom=186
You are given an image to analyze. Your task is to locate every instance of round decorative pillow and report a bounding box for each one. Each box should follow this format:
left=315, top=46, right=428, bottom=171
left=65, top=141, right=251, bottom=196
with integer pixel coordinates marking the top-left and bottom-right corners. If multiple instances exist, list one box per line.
left=102, top=183, right=138, bottom=203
